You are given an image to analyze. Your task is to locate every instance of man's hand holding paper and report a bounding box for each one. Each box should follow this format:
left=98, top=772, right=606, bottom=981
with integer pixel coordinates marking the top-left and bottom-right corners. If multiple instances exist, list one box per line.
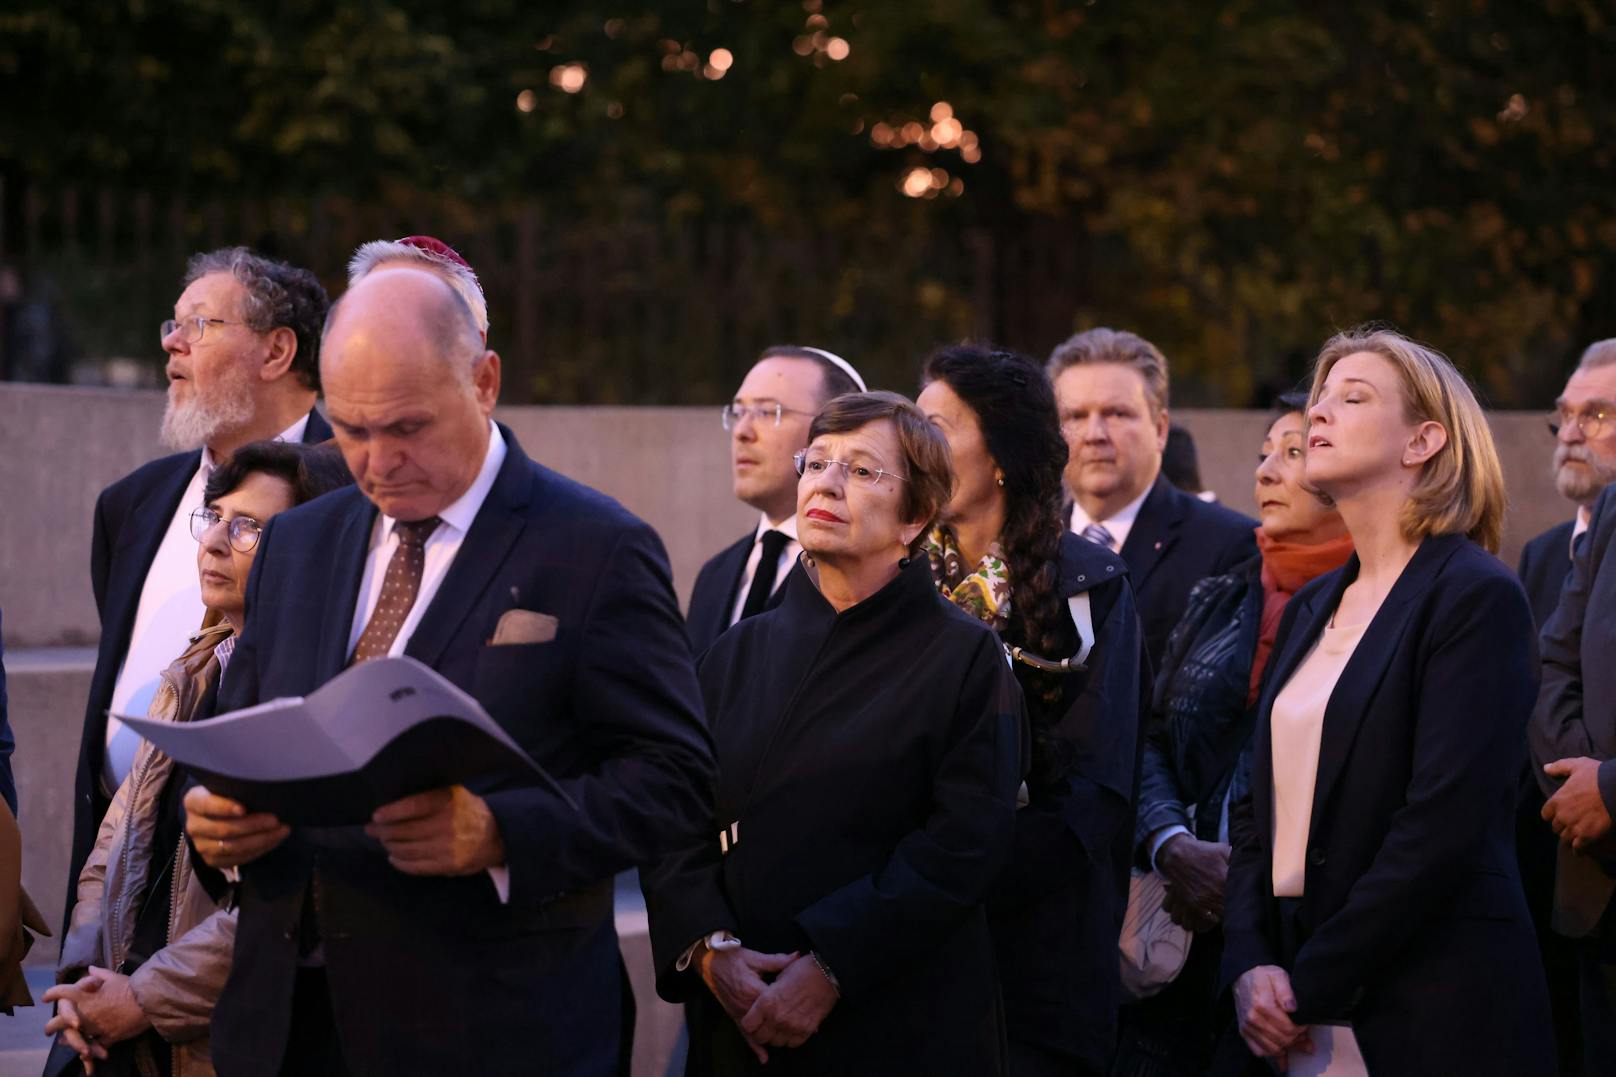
left=184, top=785, right=291, bottom=869
left=365, top=784, right=506, bottom=876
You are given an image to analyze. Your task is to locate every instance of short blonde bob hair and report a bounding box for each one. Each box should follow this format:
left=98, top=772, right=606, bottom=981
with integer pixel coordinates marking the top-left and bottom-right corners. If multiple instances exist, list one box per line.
left=1307, top=327, right=1506, bottom=554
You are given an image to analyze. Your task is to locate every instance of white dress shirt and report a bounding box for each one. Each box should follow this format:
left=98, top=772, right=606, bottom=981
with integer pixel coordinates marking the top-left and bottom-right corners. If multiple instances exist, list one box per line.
left=726, top=513, right=801, bottom=627
left=345, top=422, right=512, bottom=901
left=1068, top=481, right=1152, bottom=553
left=104, top=413, right=310, bottom=792
left=1269, top=617, right=1368, bottom=898
left=1573, top=505, right=1592, bottom=556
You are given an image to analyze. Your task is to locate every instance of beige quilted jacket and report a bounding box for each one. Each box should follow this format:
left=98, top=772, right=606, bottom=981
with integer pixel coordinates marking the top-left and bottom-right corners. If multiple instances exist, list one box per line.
left=59, top=623, right=237, bottom=1077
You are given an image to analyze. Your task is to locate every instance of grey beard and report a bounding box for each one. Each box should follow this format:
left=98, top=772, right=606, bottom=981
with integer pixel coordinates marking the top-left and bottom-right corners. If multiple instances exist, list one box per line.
left=1554, top=456, right=1616, bottom=506
left=159, top=383, right=255, bottom=451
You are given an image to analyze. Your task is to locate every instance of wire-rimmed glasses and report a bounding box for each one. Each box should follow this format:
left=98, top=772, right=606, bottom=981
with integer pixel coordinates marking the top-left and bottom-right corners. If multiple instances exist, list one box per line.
left=190, top=507, right=265, bottom=553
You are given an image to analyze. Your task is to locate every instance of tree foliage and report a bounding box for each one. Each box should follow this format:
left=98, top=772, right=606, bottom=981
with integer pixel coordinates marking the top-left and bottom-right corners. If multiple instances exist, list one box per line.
left=3, top=0, right=1614, bottom=404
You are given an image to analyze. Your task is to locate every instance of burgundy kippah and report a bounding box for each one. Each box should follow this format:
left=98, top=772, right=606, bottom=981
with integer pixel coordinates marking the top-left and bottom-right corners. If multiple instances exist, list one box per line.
left=396, top=235, right=473, bottom=272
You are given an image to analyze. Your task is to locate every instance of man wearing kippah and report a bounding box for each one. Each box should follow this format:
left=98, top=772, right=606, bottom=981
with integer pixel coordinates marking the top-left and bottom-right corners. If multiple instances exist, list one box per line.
left=686, top=346, right=866, bottom=655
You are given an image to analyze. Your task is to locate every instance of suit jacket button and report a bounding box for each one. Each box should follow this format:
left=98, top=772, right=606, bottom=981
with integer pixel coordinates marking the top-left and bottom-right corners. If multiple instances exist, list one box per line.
left=1307, top=847, right=1326, bottom=867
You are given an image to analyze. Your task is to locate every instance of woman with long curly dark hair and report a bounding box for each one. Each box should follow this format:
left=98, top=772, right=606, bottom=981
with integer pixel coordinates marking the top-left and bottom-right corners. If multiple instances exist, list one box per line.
left=919, top=345, right=1151, bottom=1077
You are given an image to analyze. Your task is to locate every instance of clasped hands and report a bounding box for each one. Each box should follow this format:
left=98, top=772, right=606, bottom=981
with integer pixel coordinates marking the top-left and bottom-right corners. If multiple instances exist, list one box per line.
left=183, top=783, right=505, bottom=875
left=1541, top=757, right=1614, bottom=854
left=698, top=944, right=838, bottom=1063
left=42, top=967, right=149, bottom=1074
left=1234, top=964, right=1313, bottom=1072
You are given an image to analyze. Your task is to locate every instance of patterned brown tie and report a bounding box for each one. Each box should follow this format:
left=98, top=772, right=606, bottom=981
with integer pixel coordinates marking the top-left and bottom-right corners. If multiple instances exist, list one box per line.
left=349, top=516, right=441, bottom=665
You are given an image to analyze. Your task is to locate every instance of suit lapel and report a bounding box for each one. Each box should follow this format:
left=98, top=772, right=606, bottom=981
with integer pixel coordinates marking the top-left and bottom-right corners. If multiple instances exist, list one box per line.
left=120, top=452, right=201, bottom=563
left=711, top=532, right=756, bottom=630
left=1308, top=535, right=1457, bottom=823
left=314, top=493, right=377, bottom=683
left=302, top=406, right=334, bottom=444
left=1118, top=476, right=1181, bottom=589
left=405, top=431, right=533, bottom=669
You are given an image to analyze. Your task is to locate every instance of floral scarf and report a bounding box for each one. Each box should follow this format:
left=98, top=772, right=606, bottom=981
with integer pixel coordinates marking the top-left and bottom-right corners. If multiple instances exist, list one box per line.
left=924, top=525, right=1012, bottom=631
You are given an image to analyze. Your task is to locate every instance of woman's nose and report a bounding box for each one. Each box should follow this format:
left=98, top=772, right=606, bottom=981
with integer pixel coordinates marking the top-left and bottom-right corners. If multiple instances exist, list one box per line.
left=201, top=519, right=232, bottom=556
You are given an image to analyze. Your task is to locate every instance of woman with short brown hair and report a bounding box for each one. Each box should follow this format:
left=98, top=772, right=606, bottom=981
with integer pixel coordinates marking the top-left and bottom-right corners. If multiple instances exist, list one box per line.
left=644, top=391, right=1024, bottom=1075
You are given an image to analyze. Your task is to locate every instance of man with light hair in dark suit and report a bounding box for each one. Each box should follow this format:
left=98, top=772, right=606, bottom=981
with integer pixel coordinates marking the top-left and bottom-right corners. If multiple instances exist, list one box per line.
left=183, top=265, right=716, bottom=1076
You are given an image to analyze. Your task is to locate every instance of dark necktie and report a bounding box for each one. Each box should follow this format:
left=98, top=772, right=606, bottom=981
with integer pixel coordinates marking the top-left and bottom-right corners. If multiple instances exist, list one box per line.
left=740, top=530, right=791, bottom=620
left=350, top=517, right=441, bottom=665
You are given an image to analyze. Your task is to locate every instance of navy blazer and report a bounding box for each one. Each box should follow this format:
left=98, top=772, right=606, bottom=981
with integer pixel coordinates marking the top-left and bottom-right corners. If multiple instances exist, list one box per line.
left=206, top=427, right=716, bottom=1077
left=1532, top=483, right=1616, bottom=939
left=65, top=408, right=332, bottom=932
left=1107, top=475, right=1257, bottom=667
left=686, top=530, right=752, bottom=656
left=1518, top=519, right=1575, bottom=631
left=1224, top=534, right=1552, bottom=1076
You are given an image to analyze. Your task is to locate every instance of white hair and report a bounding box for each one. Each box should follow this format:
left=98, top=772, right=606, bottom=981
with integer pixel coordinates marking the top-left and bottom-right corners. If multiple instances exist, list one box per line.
left=348, top=240, right=489, bottom=335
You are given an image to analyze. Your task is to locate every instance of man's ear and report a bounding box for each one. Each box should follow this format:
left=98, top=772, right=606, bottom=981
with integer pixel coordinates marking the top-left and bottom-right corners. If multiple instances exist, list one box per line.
left=1154, top=407, right=1171, bottom=452
left=260, top=326, right=298, bottom=382
left=472, top=351, right=502, bottom=414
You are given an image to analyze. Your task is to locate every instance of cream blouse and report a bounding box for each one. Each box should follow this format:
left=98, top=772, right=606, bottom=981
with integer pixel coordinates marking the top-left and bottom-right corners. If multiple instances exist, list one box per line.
left=1269, top=617, right=1368, bottom=898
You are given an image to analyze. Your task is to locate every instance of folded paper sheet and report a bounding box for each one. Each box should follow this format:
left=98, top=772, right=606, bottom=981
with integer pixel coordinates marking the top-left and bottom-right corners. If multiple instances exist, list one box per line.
left=115, top=655, right=567, bottom=825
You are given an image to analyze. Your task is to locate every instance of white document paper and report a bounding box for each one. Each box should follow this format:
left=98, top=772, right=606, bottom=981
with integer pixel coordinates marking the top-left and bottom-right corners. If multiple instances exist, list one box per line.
left=1286, top=1023, right=1369, bottom=1077
left=115, top=655, right=567, bottom=824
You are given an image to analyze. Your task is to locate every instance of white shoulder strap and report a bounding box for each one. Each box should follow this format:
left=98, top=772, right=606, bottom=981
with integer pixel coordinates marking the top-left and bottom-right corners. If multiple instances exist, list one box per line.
left=1068, top=592, right=1095, bottom=666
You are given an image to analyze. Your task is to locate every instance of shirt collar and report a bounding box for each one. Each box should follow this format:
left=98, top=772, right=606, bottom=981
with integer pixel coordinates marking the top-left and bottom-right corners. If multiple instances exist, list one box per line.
left=200, top=412, right=312, bottom=472
left=1573, top=505, right=1592, bottom=555
left=754, top=511, right=800, bottom=544
left=214, top=634, right=238, bottom=671
left=1069, top=479, right=1153, bottom=532
left=377, top=422, right=506, bottom=544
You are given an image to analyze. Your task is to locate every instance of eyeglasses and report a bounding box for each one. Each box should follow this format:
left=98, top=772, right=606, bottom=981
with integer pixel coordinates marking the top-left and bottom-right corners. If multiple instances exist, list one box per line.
left=793, top=449, right=908, bottom=488
left=721, top=402, right=815, bottom=431
left=1549, top=407, right=1612, bottom=440
left=161, top=316, right=246, bottom=345
left=190, top=507, right=265, bottom=553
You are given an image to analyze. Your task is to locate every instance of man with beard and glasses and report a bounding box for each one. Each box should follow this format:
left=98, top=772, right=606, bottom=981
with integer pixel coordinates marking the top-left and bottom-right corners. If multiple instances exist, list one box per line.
left=1520, top=342, right=1616, bottom=628
left=63, top=247, right=334, bottom=940
left=1517, top=339, right=1616, bottom=1075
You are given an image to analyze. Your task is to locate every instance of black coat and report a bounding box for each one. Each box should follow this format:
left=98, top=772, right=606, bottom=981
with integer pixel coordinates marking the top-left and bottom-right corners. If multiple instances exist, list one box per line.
left=643, top=557, right=1023, bottom=1076
left=1532, top=484, right=1616, bottom=939
left=1109, top=475, right=1257, bottom=668
left=685, top=530, right=791, bottom=656
left=0, top=608, right=13, bottom=817
left=1518, top=519, right=1575, bottom=631
left=205, top=427, right=716, bottom=1077
left=987, top=533, right=1149, bottom=1071
left=66, top=407, right=332, bottom=933
left=1223, top=534, right=1553, bottom=1076
left=1135, top=556, right=1264, bottom=856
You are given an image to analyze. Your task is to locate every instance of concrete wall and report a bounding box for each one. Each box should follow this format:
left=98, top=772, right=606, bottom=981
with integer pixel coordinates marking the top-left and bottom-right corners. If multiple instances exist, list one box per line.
left=0, top=384, right=1571, bottom=650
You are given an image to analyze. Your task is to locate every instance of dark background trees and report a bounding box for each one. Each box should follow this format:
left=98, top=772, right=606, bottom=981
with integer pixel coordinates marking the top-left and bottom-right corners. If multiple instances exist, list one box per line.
left=2, top=0, right=1612, bottom=405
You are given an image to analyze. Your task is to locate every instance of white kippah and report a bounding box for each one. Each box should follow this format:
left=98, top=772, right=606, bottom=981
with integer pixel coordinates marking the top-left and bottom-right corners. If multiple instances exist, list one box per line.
left=797, top=346, right=867, bottom=393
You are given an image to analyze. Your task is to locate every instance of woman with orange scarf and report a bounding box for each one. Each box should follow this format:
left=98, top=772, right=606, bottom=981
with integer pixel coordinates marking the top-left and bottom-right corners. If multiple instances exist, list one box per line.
left=1122, top=392, right=1352, bottom=1077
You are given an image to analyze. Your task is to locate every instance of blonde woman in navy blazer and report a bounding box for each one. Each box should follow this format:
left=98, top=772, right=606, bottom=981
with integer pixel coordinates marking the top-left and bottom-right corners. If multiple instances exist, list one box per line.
left=1222, top=328, right=1553, bottom=1076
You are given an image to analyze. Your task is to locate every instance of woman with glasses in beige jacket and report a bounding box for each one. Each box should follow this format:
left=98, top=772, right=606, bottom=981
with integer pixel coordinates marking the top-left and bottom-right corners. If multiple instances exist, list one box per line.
left=44, top=441, right=349, bottom=1077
